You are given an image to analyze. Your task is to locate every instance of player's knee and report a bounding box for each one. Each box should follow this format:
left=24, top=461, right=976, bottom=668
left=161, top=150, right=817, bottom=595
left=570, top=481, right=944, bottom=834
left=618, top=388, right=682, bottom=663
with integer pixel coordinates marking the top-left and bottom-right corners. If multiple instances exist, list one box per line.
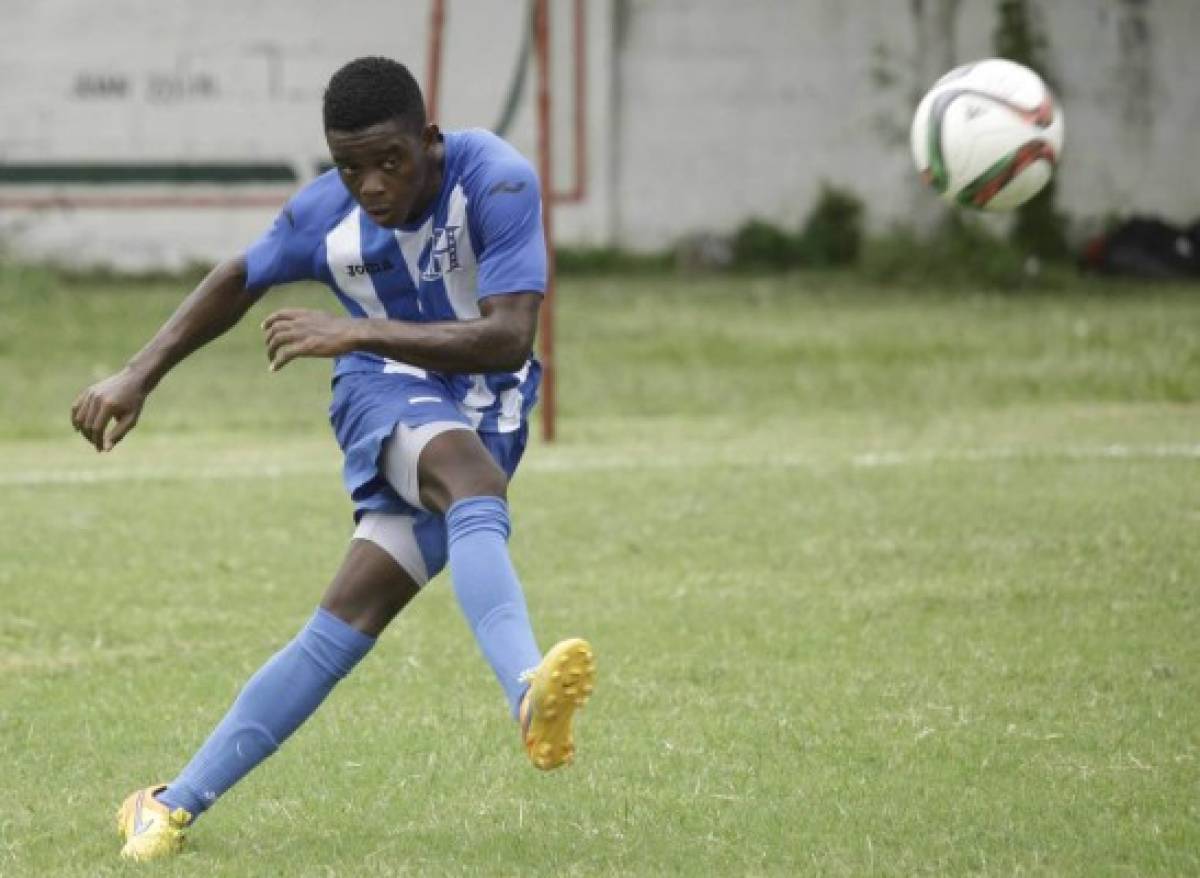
left=320, top=536, right=424, bottom=637
left=321, top=588, right=407, bottom=633
left=420, top=456, right=507, bottom=513
left=417, top=430, right=508, bottom=512
left=466, top=456, right=509, bottom=499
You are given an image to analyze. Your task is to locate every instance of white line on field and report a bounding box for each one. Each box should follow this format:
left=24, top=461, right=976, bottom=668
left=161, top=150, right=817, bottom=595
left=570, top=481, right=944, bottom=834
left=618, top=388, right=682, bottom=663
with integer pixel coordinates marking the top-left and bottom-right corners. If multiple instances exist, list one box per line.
left=0, top=443, right=1196, bottom=487
left=529, top=443, right=1200, bottom=472
left=850, top=443, right=1200, bottom=468
left=0, top=462, right=332, bottom=486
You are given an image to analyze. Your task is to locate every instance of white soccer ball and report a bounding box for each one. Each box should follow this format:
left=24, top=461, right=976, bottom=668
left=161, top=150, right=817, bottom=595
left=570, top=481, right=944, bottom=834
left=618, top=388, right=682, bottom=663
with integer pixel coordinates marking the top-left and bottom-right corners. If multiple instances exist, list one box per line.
left=911, top=58, right=1065, bottom=211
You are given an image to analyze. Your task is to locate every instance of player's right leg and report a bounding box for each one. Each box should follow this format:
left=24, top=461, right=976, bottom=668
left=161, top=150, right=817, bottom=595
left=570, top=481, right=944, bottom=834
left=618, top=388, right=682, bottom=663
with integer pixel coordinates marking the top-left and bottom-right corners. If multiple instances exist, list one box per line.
left=116, top=538, right=420, bottom=861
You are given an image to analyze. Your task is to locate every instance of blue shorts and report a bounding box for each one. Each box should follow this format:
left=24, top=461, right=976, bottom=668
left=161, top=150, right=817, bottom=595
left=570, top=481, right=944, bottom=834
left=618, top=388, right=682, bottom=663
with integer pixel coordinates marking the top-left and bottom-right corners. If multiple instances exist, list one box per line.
left=329, top=371, right=529, bottom=579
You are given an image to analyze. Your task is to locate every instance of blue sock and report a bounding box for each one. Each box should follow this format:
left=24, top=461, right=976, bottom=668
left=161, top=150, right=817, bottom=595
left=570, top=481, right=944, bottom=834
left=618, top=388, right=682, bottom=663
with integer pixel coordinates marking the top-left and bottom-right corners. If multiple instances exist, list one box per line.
left=156, top=608, right=374, bottom=818
left=446, top=496, right=542, bottom=718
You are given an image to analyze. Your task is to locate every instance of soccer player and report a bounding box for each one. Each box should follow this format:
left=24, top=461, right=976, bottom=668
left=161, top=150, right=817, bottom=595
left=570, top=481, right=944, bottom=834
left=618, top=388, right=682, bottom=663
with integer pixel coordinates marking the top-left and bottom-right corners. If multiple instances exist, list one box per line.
left=70, top=56, right=596, bottom=862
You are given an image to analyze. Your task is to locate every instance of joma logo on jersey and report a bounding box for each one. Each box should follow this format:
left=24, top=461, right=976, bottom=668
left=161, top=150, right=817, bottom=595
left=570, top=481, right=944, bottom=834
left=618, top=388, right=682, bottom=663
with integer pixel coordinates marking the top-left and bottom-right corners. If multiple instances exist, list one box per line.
left=421, top=225, right=461, bottom=281
left=345, top=259, right=394, bottom=278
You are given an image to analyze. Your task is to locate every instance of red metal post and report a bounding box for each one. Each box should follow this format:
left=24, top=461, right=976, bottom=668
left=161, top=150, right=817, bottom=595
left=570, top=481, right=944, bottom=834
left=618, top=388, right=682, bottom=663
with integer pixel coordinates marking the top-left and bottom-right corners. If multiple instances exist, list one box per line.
left=534, top=0, right=556, bottom=443
left=425, top=0, right=447, bottom=120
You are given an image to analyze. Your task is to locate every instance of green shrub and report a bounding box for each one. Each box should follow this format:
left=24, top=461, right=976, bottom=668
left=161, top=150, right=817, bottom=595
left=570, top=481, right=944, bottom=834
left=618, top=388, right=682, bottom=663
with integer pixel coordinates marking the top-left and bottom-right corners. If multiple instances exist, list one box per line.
left=731, top=219, right=804, bottom=271
left=731, top=184, right=865, bottom=271
left=798, top=184, right=864, bottom=267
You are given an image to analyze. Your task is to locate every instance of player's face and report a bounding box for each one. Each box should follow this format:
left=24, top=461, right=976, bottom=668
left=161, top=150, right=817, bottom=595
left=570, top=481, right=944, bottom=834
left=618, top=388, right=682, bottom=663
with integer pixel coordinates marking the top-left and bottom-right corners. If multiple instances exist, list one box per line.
left=326, top=119, right=442, bottom=228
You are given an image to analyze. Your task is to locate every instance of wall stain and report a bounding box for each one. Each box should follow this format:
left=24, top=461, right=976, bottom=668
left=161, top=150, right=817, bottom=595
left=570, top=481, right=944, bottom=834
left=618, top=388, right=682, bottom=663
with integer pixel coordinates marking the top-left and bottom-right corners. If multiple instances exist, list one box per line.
left=1116, top=0, right=1156, bottom=132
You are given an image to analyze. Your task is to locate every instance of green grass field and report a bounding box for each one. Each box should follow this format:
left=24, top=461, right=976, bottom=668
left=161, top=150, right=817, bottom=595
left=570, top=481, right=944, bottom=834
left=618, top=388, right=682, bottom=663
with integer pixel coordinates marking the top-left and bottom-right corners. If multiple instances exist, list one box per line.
left=1, top=268, right=1198, bottom=875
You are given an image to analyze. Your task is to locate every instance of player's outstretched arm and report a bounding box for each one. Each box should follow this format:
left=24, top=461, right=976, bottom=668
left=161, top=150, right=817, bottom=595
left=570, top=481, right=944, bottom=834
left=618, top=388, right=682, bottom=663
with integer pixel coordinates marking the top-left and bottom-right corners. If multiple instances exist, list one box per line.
left=70, top=256, right=260, bottom=452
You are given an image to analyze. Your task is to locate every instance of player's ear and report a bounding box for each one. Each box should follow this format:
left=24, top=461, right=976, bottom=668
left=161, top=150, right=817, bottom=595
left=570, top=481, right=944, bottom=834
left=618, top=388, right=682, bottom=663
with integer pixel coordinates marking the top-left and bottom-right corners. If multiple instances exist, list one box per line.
left=420, top=123, right=441, bottom=152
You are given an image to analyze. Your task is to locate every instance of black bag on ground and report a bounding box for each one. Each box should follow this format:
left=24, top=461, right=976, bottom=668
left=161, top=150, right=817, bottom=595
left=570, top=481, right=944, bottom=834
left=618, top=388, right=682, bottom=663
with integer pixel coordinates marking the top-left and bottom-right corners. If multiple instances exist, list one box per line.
left=1082, top=216, right=1200, bottom=279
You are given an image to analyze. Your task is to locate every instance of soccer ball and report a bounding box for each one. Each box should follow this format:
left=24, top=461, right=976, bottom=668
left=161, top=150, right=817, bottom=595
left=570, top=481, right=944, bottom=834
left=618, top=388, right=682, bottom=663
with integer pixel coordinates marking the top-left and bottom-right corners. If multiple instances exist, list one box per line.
left=910, top=58, right=1065, bottom=211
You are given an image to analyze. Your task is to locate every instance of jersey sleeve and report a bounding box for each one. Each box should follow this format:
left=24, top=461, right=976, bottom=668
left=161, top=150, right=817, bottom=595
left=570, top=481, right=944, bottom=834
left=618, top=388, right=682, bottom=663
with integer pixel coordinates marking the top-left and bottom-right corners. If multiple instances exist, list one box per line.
left=472, top=159, right=547, bottom=298
left=244, top=184, right=334, bottom=293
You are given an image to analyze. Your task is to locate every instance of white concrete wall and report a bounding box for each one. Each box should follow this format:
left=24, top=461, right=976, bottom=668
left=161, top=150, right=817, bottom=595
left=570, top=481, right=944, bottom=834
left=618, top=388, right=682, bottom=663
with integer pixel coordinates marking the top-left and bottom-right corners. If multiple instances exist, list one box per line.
left=0, top=0, right=559, bottom=270
left=0, top=0, right=1197, bottom=268
left=611, top=0, right=1200, bottom=249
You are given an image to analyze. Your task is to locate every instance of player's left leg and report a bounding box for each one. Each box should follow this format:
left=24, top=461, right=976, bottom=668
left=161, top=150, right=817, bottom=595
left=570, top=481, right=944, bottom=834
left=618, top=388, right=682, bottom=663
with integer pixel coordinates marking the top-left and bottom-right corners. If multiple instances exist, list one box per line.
left=117, top=539, right=419, bottom=861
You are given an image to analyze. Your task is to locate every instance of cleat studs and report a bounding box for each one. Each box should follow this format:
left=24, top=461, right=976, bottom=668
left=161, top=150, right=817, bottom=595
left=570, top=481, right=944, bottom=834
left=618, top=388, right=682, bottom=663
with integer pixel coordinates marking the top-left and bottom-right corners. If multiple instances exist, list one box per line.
left=551, top=670, right=561, bottom=681
left=539, top=743, right=552, bottom=756
left=545, top=694, right=557, bottom=707
left=545, top=709, right=558, bottom=720
left=582, top=683, right=594, bottom=694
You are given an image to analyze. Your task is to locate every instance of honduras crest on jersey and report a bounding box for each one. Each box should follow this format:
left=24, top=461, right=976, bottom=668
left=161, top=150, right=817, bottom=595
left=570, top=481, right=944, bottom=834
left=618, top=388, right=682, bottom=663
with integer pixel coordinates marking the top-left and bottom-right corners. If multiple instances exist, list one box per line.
left=422, top=225, right=461, bottom=281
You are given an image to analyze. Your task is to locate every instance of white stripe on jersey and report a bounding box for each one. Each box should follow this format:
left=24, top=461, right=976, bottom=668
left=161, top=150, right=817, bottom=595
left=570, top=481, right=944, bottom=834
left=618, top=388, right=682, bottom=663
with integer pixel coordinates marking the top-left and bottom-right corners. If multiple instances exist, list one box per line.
left=497, top=388, right=524, bottom=433
left=459, top=375, right=493, bottom=429
left=326, top=207, right=387, bottom=318
left=442, top=185, right=480, bottom=320
left=495, top=361, right=530, bottom=433
left=396, top=215, right=433, bottom=292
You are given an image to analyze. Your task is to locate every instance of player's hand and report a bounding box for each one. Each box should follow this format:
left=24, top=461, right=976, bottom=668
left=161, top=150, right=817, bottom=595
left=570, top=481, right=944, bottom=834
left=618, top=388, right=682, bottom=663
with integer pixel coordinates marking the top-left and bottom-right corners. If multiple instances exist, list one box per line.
left=70, top=369, right=149, bottom=452
left=261, top=309, right=356, bottom=371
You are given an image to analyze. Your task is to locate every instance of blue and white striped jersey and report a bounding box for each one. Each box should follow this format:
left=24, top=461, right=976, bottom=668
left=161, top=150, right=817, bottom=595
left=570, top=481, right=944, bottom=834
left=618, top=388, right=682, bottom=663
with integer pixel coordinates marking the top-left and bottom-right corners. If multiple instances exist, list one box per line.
left=244, top=128, right=545, bottom=433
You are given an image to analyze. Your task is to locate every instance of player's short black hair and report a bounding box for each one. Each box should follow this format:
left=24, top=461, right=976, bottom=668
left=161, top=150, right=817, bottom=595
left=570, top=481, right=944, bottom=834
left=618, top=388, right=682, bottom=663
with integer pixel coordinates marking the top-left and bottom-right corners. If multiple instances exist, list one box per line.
left=323, top=56, right=426, bottom=134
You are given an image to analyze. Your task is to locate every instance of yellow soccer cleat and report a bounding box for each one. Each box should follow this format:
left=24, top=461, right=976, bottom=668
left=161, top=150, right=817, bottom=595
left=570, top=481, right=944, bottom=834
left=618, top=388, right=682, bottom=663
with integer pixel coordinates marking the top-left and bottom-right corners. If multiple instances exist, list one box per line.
left=519, top=638, right=596, bottom=771
left=115, top=784, right=191, bottom=862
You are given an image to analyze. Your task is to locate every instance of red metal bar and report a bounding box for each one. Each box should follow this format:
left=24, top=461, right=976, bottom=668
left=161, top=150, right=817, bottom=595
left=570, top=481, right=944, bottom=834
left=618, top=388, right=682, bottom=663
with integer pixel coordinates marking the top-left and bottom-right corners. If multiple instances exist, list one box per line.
left=425, top=0, right=447, bottom=120
left=554, top=0, right=588, bottom=204
left=534, top=0, right=556, bottom=443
